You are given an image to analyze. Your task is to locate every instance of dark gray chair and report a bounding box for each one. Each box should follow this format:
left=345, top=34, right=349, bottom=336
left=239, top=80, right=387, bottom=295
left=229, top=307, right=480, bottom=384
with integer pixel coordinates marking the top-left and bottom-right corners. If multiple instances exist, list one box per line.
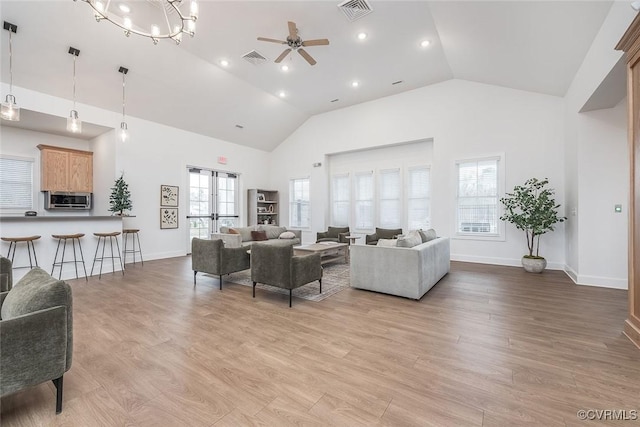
left=316, top=226, right=350, bottom=244
left=0, top=256, right=12, bottom=292
left=365, top=227, right=403, bottom=245
left=191, top=238, right=251, bottom=289
left=0, top=266, right=73, bottom=414
left=250, top=242, right=323, bottom=307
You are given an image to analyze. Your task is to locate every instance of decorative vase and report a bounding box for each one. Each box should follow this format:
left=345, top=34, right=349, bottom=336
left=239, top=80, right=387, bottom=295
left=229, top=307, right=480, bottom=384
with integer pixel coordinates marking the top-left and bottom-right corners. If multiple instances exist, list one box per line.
left=522, top=256, right=547, bottom=273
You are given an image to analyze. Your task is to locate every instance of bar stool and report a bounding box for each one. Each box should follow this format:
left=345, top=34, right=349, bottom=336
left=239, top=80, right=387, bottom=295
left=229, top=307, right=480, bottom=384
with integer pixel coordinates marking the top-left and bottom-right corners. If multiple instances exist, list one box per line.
left=51, top=233, right=88, bottom=281
left=122, top=229, right=143, bottom=268
left=91, top=232, right=124, bottom=279
left=1, top=235, right=40, bottom=269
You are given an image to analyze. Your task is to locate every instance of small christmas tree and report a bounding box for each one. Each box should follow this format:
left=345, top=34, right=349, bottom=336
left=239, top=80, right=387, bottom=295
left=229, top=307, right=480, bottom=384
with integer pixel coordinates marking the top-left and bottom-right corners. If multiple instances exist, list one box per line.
left=109, top=174, right=132, bottom=215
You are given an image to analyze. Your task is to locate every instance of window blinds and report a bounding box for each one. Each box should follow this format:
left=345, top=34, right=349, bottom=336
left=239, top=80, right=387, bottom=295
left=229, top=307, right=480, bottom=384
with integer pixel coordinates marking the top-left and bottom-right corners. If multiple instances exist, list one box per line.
left=0, top=157, right=33, bottom=210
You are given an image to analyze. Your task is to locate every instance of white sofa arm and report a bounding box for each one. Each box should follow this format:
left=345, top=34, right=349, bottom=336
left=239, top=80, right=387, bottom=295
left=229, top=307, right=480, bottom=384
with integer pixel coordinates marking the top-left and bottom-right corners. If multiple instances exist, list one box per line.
left=210, top=233, right=242, bottom=248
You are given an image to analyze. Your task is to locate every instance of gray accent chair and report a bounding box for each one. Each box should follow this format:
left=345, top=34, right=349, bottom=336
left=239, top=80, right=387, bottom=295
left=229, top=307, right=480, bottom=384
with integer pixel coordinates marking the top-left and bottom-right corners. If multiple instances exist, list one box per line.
left=1, top=256, right=13, bottom=292
left=365, top=228, right=403, bottom=245
left=0, top=266, right=73, bottom=414
left=250, top=241, right=323, bottom=307
left=316, top=226, right=350, bottom=244
left=191, top=238, right=251, bottom=289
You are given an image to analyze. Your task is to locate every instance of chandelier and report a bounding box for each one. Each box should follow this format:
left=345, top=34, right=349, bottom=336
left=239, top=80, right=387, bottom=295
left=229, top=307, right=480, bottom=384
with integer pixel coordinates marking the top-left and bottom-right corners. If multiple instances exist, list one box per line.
left=77, top=0, right=198, bottom=45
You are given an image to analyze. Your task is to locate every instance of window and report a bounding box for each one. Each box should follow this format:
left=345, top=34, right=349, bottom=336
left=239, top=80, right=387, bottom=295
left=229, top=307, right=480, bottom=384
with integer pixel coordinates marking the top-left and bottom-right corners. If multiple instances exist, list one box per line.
left=331, top=173, right=350, bottom=226
left=407, top=166, right=430, bottom=230
left=289, top=178, right=310, bottom=228
left=456, top=158, right=499, bottom=235
left=0, top=156, right=33, bottom=210
left=354, top=171, right=374, bottom=229
left=378, top=168, right=401, bottom=228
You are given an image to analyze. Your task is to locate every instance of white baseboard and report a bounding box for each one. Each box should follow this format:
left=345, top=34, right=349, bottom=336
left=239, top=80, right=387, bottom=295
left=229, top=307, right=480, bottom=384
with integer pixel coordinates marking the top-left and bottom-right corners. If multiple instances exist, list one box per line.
left=575, top=274, right=628, bottom=290
left=450, top=254, right=564, bottom=270
left=564, top=265, right=578, bottom=284
left=124, top=250, right=186, bottom=263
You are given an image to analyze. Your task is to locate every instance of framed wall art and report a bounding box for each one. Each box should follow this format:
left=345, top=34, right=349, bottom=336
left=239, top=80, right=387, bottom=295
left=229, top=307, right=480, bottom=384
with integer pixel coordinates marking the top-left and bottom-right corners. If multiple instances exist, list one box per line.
left=160, top=208, right=178, bottom=229
left=161, top=185, right=179, bottom=207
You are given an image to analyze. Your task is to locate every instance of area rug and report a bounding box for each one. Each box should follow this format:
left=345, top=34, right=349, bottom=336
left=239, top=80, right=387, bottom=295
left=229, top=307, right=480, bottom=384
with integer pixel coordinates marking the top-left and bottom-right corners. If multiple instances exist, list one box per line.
left=221, top=262, right=350, bottom=302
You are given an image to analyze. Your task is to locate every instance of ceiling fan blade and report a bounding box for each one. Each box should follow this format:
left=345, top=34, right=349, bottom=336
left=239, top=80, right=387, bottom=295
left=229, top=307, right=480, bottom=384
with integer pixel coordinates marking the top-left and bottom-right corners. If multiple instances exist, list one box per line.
left=288, top=21, right=297, bottom=40
left=298, top=48, right=317, bottom=66
left=275, top=49, right=292, bottom=63
left=257, top=37, right=287, bottom=44
left=302, top=39, right=330, bottom=47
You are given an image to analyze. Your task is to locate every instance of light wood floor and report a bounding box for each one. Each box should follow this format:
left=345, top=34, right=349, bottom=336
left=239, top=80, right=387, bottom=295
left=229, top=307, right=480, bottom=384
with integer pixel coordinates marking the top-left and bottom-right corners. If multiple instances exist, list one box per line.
left=1, top=258, right=639, bottom=426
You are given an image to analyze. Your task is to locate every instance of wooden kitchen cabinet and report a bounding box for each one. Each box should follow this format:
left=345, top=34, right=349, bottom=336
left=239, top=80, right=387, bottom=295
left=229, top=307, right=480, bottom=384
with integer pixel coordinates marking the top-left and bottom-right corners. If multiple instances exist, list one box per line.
left=38, top=145, right=93, bottom=192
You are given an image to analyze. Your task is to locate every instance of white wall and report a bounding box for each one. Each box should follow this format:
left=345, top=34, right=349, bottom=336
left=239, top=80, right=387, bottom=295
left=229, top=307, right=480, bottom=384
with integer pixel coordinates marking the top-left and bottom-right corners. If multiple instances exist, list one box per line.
left=270, top=79, right=567, bottom=268
left=0, top=87, right=271, bottom=262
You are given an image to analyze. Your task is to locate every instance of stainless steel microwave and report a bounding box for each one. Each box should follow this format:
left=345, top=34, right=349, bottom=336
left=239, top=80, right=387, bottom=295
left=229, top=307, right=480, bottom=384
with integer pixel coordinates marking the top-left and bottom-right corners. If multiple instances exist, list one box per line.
left=44, top=191, right=92, bottom=210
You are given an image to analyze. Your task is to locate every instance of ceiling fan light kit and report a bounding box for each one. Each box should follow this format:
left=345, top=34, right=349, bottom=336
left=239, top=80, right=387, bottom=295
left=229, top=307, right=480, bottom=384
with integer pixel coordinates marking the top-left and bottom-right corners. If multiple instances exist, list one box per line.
left=76, top=0, right=199, bottom=45
left=258, top=21, right=329, bottom=66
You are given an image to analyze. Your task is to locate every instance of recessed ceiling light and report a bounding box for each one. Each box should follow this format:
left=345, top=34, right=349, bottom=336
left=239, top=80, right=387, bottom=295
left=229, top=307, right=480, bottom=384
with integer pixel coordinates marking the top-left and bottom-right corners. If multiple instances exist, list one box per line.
left=357, top=32, right=367, bottom=40
left=281, top=65, right=289, bottom=72
left=119, top=4, right=130, bottom=13
left=220, top=59, right=229, bottom=67
left=351, top=81, right=359, bottom=88
left=279, top=91, right=286, bottom=98
left=420, top=40, right=431, bottom=48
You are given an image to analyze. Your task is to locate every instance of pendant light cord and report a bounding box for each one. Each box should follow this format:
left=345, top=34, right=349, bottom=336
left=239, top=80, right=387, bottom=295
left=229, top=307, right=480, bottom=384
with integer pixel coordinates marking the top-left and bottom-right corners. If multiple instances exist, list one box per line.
left=8, top=30, right=13, bottom=92
left=72, top=54, right=77, bottom=110
left=122, top=71, right=126, bottom=119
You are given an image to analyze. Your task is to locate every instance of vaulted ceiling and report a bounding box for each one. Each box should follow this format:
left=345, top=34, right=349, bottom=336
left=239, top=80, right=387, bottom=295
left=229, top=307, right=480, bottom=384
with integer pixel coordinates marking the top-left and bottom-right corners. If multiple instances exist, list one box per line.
left=0, top=1, right=614, bottom=151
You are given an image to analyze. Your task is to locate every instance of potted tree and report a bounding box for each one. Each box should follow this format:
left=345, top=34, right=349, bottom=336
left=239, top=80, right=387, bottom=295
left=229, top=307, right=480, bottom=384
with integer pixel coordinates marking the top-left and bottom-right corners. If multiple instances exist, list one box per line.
left=500, top=178, right=565, bottom=273
left=109, top=173, right=132, bottom=216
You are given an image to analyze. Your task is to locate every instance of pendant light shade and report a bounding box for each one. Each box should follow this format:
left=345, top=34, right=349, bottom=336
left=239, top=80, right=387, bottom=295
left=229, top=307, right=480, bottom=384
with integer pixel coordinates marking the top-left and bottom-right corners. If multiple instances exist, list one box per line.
left=1, top=22, right=20, bottom=122
left=118, top=66, right=129, bottom=142
left=67, top=47, right=82, bottom=133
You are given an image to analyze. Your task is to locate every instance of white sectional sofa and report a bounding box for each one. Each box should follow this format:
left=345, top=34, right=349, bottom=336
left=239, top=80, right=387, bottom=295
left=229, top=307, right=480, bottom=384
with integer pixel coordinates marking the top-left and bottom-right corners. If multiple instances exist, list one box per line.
left=349, top=237, right=450, bottom=300
left=211, top=225, right=301, bottom=248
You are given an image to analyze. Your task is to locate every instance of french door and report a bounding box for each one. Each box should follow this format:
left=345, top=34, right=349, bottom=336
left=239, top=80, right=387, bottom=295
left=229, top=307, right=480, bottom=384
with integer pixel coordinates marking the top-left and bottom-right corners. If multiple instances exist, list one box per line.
left=187, top=168, right=239, bottom=244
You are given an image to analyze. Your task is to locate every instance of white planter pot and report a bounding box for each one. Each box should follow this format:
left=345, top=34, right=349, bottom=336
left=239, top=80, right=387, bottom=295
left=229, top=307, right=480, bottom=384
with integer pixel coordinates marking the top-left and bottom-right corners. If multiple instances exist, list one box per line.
left=522, top=256, right=547, bottom=273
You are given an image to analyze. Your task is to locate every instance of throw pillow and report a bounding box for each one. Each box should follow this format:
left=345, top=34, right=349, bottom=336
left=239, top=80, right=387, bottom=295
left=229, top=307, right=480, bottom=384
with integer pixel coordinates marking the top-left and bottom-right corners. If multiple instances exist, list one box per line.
left=1, top=267, right=72, bottom=320
left=376, top=239, right=398, bottom=247
left=251, top=230, right=268, bottom=241
left=418, top=228, right=437, bottom=243
left=279, top=231, right=296, bottom=239
left=228, top=228, right=240, bottom=234
left=397, top=231, right=422, bottom=248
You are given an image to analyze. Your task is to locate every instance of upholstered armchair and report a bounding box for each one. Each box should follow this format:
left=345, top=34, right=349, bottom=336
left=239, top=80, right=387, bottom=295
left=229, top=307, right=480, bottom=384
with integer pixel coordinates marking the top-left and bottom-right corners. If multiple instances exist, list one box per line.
left=250, top=241, right=323, bottom=307
left=1, top=266, right=73, bottom=414
left=365, top=228, right=403, bottom=245
left=192, top=238, right=251, bottom=289
left=1, top=256, right=12, bottom=291
left=316, top=226, right=350, bottom=244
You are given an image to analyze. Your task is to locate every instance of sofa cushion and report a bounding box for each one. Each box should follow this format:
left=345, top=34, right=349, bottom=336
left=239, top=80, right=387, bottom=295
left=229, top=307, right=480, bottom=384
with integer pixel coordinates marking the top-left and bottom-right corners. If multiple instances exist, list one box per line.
left=1, top=267, right=71, bottom=320
left=258, top=225, right=287, bottom=240
left=251, top=230, right=268, bottom=241
left=279, top=231, right=296, bottom=239
left=327, top=226, right=349, bottom=238
left=419, top=229, right=437, bottom=243
left=376, top=239, right=398, bottom=247
left=397, top=231, right=422, bottom=248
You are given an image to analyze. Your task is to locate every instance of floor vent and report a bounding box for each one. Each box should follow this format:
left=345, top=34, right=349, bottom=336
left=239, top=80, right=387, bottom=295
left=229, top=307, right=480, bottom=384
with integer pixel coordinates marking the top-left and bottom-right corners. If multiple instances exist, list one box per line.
left=337, top=0, right=373, bottom=22
left=242, top=50, right=268, bottom=65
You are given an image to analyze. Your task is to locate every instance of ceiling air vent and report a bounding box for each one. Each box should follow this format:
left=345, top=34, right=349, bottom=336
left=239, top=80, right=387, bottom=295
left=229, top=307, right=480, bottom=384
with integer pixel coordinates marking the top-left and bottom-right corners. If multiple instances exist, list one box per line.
left=242, top=50, right=268, bottom=65
left=337, top=0, right=373, bottom=22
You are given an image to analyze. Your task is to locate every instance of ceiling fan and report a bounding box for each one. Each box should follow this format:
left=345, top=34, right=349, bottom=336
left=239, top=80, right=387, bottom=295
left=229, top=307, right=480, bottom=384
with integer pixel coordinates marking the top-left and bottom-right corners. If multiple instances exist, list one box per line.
left=257, top=21, right=329, bottom=66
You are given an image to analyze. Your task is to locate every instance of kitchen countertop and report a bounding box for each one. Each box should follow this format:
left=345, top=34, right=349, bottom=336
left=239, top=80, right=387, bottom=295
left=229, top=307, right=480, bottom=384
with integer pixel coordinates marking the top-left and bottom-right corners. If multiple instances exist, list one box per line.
left=0, top=215, right=124, bottom=221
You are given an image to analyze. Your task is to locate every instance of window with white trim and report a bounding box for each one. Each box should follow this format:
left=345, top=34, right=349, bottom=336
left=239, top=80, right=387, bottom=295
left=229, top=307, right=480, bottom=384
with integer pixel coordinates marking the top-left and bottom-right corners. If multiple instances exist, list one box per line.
left=378, top=168, right=401, bottom=228
left=354, top=171, right=374, bottom=229
left=456, top=158, right=499, bottom=235
left=289, top=177, right=310, bottom=228
left=0, top=156, right=33, bottom=210
left=407, top=166, right=431, bottom=230
left=331, top=173, right=350, bottom=227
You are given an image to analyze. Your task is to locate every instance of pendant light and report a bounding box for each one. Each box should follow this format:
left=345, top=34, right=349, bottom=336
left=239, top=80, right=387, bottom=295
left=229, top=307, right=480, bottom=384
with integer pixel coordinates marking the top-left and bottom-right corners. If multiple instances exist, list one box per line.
left=1, top=22, right=20, bottom=122
left=118, top=66, right=129, bottom=142
left=67, top=47, right=82, bottom=133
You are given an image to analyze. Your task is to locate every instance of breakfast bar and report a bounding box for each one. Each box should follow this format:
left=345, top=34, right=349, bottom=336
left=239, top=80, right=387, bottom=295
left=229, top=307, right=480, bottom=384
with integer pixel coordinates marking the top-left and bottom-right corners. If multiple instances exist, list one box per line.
left=0, top=215, right=124, bottom=281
